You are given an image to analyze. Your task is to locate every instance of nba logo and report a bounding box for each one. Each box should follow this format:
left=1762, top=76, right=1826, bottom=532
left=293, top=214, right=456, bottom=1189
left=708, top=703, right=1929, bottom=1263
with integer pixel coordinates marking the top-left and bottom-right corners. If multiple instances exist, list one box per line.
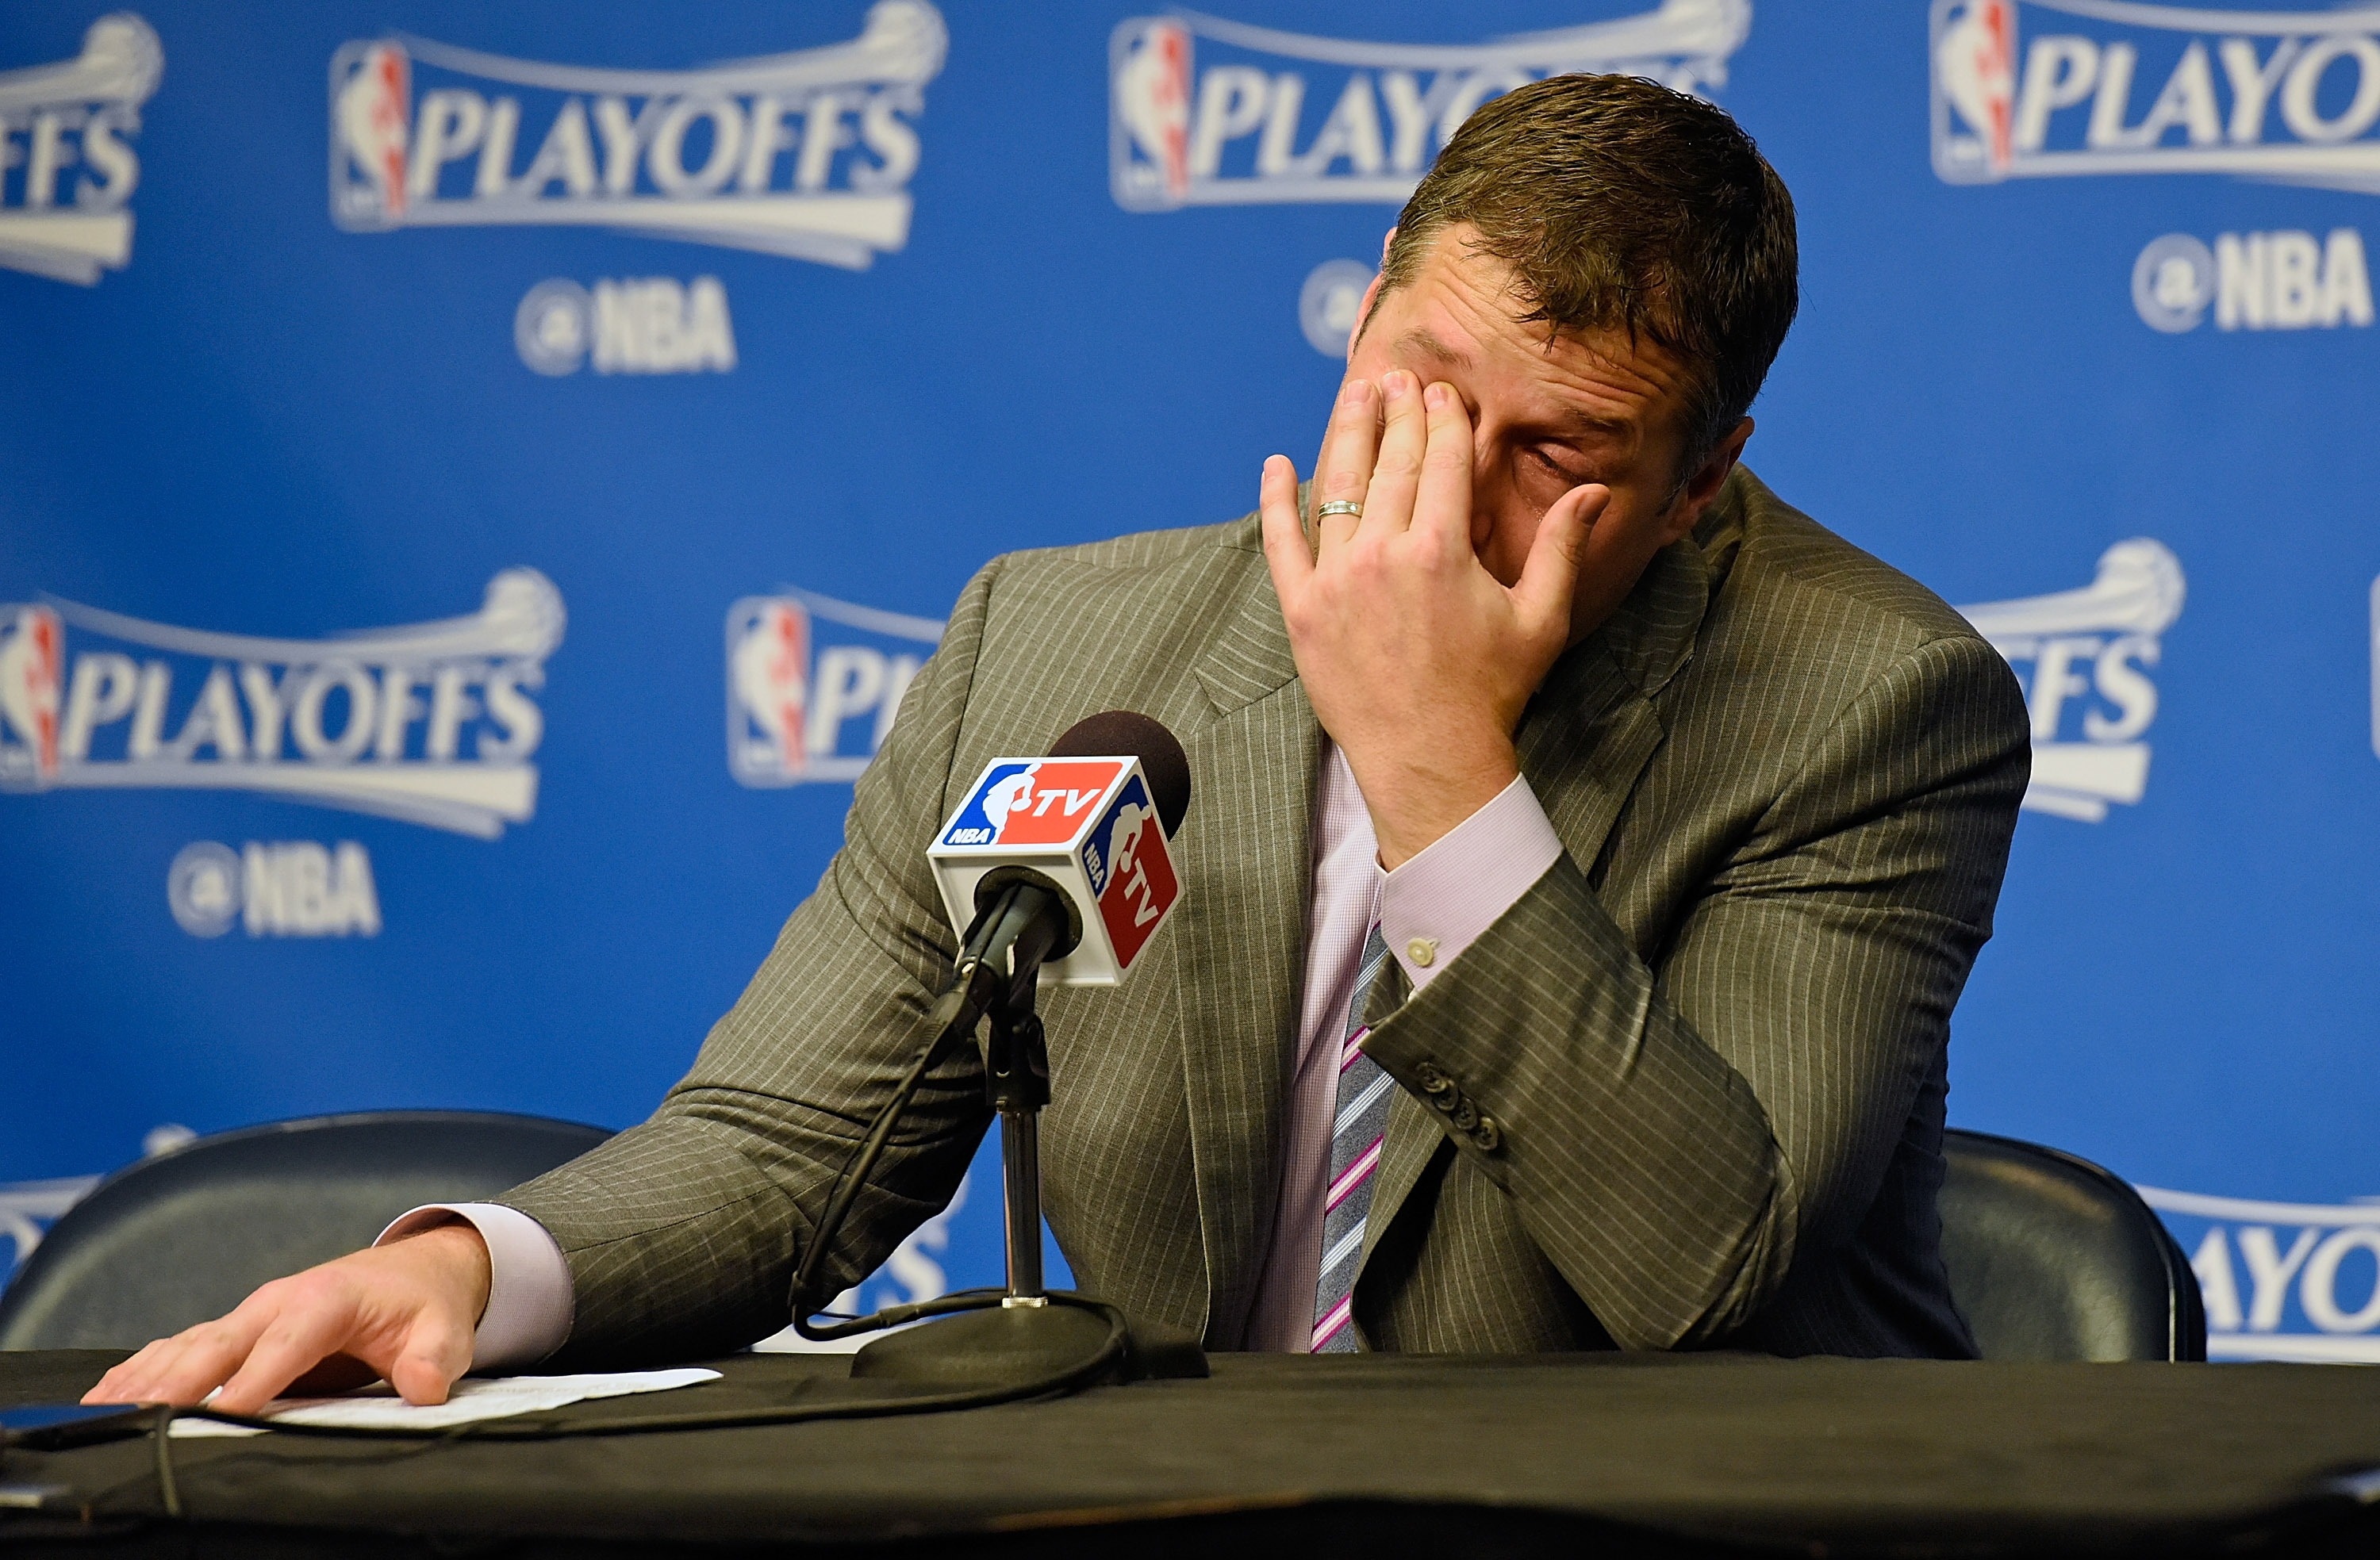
left=0, top=605, right=63, bottom=786
left=726, top=590, right=939, bottom=787
left=1933, top=0, right=2015, bottom=177
left=730, top=598, right=812, bottom=780
left=332, top=40, right=412, bottom=225
left=1113, top=20, right=1192, bottom=205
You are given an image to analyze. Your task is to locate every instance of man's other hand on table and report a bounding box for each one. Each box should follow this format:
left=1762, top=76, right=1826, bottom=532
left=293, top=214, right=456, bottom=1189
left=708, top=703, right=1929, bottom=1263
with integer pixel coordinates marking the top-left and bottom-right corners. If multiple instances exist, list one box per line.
left=80, top=1221, right=489, bottom=1411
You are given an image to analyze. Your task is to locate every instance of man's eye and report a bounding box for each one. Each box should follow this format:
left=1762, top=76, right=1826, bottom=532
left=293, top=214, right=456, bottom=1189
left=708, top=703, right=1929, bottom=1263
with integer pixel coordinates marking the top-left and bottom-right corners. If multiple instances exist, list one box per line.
left=1530, top=448, right=1584, bottom=483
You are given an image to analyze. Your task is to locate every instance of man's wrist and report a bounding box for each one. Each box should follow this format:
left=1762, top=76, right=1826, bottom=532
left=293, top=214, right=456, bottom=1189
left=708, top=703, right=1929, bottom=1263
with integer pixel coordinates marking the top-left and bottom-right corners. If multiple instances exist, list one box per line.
left=378, top=1202, right=572, bottom=1371
left=1346, top=733, right=1518, bottom=869
left=1378, top=772, right=1565, bottom=987
left=393, top=1221, right=494, bottom=1324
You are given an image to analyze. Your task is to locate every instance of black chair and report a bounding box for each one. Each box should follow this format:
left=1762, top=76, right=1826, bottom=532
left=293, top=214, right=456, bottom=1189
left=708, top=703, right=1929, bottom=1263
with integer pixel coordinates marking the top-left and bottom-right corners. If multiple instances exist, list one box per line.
left=0, top=1111, right=610, bottom=1351
left=1939, top=1128, right=2206, bottom=1362
left=0, top=1113, right=2201, bottom=1363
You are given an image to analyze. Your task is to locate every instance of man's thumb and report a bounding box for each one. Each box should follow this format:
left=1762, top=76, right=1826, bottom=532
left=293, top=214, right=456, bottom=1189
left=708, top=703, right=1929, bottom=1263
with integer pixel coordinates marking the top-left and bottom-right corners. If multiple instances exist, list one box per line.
left=1513, top=484, right=1606, bottom=627
left=386, top=1323, right=469, bottom=1405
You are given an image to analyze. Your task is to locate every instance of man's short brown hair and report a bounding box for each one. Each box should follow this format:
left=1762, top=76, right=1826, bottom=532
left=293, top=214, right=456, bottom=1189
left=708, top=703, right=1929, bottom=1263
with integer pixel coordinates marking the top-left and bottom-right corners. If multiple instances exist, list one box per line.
left=1379, top=73, right=1798, bottom=477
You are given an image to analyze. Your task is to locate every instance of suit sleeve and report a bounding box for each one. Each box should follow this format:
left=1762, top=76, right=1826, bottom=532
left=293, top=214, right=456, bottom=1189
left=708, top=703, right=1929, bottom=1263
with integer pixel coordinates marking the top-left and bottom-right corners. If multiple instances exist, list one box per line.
left=494, top=560, right=1007, bottom=1367
left=1356, top=632, right=2029, bottom=1350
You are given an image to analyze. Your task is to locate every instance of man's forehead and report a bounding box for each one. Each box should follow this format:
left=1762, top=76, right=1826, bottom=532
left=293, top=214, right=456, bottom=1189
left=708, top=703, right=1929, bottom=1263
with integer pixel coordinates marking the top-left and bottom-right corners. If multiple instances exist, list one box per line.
left=1386, top=316, right=1661, bottom=447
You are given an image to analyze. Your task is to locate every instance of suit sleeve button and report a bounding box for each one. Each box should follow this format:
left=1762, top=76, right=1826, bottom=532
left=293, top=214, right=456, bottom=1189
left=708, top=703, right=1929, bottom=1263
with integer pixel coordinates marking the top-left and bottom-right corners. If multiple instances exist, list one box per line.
left=1451, top=1098, right=1480, bottom=1132
left=1415, top=1062, right=1453, bottom=1094
left=1472, top=1117, right=1502, bottom=1153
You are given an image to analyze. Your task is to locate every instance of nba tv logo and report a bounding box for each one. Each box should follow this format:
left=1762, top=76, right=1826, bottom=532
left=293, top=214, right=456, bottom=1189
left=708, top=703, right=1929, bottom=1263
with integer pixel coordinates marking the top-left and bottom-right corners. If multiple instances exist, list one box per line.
left=1109, top=0, right=1750, bottom=211
left=726, top=589, right=941, bottom=786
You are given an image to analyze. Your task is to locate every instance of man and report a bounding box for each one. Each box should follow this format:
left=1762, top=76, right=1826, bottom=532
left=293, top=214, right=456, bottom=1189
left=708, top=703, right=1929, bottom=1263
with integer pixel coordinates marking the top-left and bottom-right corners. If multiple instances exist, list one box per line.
left=90, top=74, right=2028, bottom=1411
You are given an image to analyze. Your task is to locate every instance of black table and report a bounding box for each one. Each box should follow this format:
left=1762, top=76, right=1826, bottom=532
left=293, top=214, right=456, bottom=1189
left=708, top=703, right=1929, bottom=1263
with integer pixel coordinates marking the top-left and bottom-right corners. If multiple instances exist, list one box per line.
left=5, top=1349, right=2379, bottom=1558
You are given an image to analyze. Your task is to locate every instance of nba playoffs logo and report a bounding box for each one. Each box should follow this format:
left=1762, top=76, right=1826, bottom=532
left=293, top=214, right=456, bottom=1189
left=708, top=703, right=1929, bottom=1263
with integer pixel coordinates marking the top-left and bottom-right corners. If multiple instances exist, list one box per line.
left=2144, top=1185, right=2380, bottom=1362
left=330, top=2, right=945, bottom=270
left=727, top=589, right=941, bottom=786
left=1934, top=0, right=2380, bottom=193
left=0, top=571, right=563, bottom=837
left=0, top=13, right=161, bottom=283
left=1959, top=539, right=2185, bottom=822
left=0, top=1177, right=98, bottom=1275
left=1109, top=0, right=1750, bottom=211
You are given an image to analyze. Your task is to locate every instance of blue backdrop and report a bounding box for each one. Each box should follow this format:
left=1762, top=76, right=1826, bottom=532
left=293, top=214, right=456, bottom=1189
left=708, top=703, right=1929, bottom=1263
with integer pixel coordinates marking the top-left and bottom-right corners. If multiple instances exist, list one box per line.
left=4, top=0, right=2377, bottom=1361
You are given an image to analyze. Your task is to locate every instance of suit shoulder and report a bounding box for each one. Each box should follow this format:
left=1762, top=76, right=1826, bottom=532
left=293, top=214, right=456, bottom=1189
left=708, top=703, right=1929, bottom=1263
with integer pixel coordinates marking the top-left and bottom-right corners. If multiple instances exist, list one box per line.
left=1689, top=472, right=2026, bottom=751
left=992, top=514, right=1261, bottom=580
left=1722, top=471, right=1987, bottom=659
left=958, top=515, right=1270, bottom=675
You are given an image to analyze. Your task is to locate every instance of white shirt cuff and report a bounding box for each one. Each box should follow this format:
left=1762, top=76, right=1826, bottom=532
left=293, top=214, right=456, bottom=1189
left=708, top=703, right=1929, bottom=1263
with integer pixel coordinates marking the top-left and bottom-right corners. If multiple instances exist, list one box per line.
left=377, top=1202, right=573, bottom=1372
left=1377, top=772, right=1564, bottom=991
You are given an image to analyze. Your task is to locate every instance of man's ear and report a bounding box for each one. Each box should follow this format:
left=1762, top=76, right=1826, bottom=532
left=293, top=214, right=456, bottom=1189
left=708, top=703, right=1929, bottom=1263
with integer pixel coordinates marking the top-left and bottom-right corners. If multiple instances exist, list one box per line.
left=1660, top=417, right=1753, bottom=544
left=1347, top=270, right=1388, bottom=358
left=1343, top=227, right=1398, bottom=358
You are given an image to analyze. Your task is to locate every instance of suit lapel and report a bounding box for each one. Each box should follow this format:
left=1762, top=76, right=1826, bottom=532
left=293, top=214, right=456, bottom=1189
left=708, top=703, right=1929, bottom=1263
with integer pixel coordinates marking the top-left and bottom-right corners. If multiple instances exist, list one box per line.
left=1173, top=543, right=1320, bottom=1347
left=1355, top=528, right=1719, bottom=1294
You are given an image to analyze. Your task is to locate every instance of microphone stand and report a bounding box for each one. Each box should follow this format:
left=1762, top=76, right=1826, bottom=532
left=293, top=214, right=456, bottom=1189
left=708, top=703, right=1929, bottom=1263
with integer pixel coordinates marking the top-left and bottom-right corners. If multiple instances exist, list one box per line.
left=987, top=983, right=1051, bottom=1309
left=850, top=908, right=1206, bottom=1386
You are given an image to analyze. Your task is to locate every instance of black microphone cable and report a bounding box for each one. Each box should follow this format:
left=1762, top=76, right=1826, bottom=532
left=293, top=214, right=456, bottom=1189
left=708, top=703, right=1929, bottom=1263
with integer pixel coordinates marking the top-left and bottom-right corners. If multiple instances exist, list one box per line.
left=147, top=1295, right=1130, bottom=1443
left=130, top=1294, right=1131, bottom=1519
left=129, top=919, right=1119, bottom=1477
left=119, top=710, right=1198, bottom=1482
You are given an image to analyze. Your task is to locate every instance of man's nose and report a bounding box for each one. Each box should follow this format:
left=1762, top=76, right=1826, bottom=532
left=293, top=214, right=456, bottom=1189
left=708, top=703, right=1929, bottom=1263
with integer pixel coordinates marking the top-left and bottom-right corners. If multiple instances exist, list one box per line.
left=1468, top=441, right=1513, bottom=516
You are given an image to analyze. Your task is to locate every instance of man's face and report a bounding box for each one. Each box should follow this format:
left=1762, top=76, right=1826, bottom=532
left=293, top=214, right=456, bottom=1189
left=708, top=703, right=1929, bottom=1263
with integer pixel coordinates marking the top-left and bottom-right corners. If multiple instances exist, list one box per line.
left=1341, top=224, right=1750, bottom=642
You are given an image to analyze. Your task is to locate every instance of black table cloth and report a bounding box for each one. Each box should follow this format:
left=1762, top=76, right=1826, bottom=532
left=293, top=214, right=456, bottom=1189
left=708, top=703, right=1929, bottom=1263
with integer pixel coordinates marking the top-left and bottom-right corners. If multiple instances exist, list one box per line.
left=4, top=1348, right=2378, bottom=1557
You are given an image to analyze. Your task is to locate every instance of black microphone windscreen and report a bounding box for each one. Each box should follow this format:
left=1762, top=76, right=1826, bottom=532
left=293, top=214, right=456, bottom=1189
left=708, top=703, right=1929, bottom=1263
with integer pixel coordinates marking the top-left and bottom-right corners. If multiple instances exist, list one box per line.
left=1050, top=711, right=1191, bottom=837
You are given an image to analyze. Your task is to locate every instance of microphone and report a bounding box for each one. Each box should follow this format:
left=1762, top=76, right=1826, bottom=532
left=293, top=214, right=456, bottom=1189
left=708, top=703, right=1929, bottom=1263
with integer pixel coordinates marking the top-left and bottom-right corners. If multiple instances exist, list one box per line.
left=927, top=711, right=1191, bottom=997
left=796, top=711, right=1211, bottom=1387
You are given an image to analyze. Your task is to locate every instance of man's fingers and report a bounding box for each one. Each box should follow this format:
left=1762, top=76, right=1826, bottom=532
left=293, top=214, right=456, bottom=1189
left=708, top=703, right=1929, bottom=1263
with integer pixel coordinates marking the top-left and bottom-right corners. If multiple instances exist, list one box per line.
left=1311, top=378, right=1380, bottom=550
left=132, top=1312, right=274, bottom=1405
left=212, top=1294, right=362, bottom=1415
left=1360, top=370, right=1425, bottom=534
left=83, top=1236, right=488, bottom=1415
left=1257, top=453, right=1315, bottom=600
left=1412, top=381, right=1475, bottom=556
left=1511, top=483, right=1610, bottom=636
left=83, top=1339, right=178, bottom=1405
left=86, top=1306, right=274, bottom=1407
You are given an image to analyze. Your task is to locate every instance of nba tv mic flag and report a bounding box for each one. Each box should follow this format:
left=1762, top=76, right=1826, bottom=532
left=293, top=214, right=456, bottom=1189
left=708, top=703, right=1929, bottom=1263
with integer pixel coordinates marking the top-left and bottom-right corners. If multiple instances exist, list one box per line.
left=927, top=711, right=1188, bottom=987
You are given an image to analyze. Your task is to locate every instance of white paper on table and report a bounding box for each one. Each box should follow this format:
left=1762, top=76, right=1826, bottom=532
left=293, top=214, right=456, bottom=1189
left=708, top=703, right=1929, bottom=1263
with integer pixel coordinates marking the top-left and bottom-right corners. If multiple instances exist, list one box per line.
left=167, top=1367, right=720, bottom=1438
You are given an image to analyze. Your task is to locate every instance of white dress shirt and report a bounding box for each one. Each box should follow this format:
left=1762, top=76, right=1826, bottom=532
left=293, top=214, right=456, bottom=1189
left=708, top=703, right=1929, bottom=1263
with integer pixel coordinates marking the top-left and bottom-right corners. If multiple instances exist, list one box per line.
left=382, top=742, right=1564, bottom=1366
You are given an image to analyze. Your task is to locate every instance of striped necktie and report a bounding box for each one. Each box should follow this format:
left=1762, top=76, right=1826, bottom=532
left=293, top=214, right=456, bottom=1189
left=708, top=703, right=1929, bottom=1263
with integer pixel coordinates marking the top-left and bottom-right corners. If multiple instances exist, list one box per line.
left=1311, top=922, right=1394, bottom=1352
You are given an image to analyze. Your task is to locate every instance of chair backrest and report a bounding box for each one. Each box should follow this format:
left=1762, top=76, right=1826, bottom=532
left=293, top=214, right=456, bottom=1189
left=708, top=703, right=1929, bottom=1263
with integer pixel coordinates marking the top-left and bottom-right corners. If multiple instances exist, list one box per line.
left=1939, top=1128, right=2206, bottom=1362
left=0, top=1111, right=610, bottom=1351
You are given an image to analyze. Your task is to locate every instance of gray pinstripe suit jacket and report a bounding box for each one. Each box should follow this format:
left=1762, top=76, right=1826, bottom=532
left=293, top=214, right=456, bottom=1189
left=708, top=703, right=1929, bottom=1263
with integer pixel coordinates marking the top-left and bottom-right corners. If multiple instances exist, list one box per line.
left=501, top=466, right=2030, bottom=1363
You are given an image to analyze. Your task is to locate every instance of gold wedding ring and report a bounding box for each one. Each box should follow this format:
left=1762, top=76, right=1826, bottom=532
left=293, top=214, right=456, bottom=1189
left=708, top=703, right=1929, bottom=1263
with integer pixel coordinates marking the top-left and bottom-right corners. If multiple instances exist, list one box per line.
left=1316, top=500, right=1364, bottom=519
